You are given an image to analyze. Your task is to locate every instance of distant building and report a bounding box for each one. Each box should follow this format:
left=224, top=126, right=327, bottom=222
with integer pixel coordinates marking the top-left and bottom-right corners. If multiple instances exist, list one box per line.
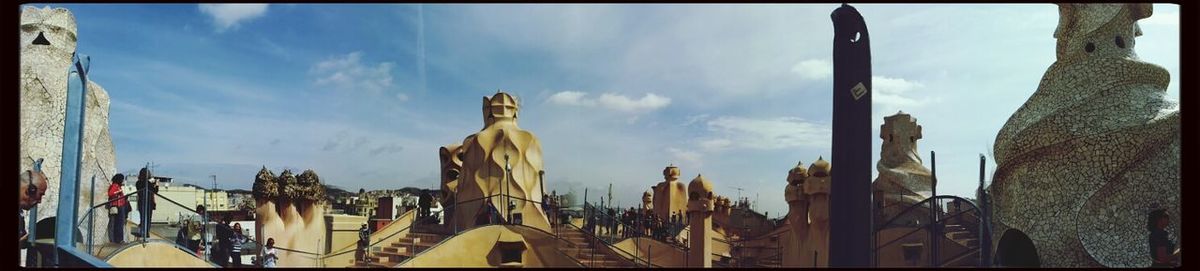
left=129, top=178, right=236, bottom=225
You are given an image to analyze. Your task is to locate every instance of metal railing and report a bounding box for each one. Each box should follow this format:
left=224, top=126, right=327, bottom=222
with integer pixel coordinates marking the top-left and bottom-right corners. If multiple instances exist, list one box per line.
left=77, top=188, right=254, bottom=266
left=873, top=195, right=985, bottom=268
left=322, top=209, right=415, bottom=261
left=385, top=194, right=590, bottom=267
left=575, top=203, right=733, bottom=267
left=560, top=214, right=655, bottom=267
left=75, top=190, right=137, bottom=253
left=394, top=217, right=590, bottom=268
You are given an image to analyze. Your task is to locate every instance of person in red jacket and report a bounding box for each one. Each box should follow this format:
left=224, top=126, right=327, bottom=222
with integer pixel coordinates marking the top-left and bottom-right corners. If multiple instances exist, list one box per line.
left=108, top=173, right=130, bottom=244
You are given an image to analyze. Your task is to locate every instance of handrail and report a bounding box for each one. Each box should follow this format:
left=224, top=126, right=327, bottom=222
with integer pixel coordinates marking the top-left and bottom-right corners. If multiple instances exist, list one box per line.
left=874, top=225, right=927, bottom=251
left=464, top=194, right=652, bottom=267
left=877, top=196, right=981, bottom=231
left=583, top=203, right=690, bottom=252
left=75, top=190, right=138, bottom=229
left=560, top=218, right=656, bottom=267
left=356, top=194, right=562, bottom=267
left=730, top=226, right=789, bottom=243
left=938, top=245, right=982, bottom=267
left=874, top=195, right=985, bottom=268
left=391, top=222, right=587, bottom=267
left=272, top=245, right=321, bottom=256
left=100, top=239, right=221, bottom=267
left=320, top=209, right=418, bottom=260
left=875, top=208, right=981, bottom=252
left=76, top=189, right=209, bottom=255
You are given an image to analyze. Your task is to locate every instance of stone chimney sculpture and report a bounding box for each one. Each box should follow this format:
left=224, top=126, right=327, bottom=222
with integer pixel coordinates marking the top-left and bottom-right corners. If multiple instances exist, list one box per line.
left=653, top=164, right=688, bottom=221
left=990, top=4, right=1179, bottom=267
left=687, top=174, right=714, bottom=268
left=453, top=91, right=551, bottom=232
left=803, top=157, right=831, bottom=267
left=20, top=6, right=118, bottom=248
left=784, top=160, right=809, bottom=266
left=872, top=111, right=932, bottom=223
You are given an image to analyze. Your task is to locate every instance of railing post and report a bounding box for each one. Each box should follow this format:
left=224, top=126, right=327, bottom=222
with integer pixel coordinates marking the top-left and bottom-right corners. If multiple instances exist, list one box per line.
left=930, top=152, right=939, bottom=267
left=646, top=243, right=650, bottom=268
left=26, top=205, right=38, bottom=267
left=979, top=154, right=992, bottom=267
left=87, top=174, right=95, bottom=255
left=55, top=53, right=89, bottom=267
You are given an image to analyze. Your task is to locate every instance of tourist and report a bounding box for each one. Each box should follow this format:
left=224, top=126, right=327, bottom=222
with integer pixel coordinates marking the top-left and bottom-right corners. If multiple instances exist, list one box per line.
left=1148, top=209, right=1179, bottom=267
left=262, top=238, right=278, bottom=268
left=134, top=167, right=156, bottom=239
left=19, top=163, right=49, bottom=265
left=176, top=219, right=193, bottom=253
left=193, top=205, right=207, bottom=256
left=418, top=191, right=432, bottom=221
left=107, top=173, right=130, bottom=244
left=215, top=216, right=237, bottom=267
left=610, top=208, right=618, bottom=237
left=356, top=223, right=369, bottom=263
left=230, top=223, right=245, bottom=267
left=541, top=194, right=551, bottom=226
left=475, top=201, right=492, bottom=226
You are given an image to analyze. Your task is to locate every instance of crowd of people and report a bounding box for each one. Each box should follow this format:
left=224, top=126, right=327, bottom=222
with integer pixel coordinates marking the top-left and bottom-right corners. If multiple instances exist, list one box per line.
left=581, top=203, right=687, bottom=245
left=173, top=205, right=248, bottom=267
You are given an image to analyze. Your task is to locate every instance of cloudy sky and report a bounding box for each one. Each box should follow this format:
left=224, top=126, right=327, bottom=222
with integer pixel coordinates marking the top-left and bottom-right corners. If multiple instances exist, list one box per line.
left=39, top=4, right=1179, bottom=217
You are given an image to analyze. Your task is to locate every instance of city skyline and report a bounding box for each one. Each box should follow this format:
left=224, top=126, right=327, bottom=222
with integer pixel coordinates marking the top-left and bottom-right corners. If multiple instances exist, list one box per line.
left=48, top=3, right=1180, bottom=218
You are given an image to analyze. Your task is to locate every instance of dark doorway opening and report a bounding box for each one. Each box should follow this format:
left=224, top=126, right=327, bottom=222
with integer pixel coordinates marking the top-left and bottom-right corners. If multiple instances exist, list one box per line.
left=995, top=229, right=1040, bottom=267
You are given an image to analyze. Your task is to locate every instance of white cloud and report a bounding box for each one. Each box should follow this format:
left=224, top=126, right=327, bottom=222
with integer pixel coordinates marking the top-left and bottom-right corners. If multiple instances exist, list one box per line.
left=598, top=93, right=671, bottom=113
left=546, top=91, right=671, bottom=113
left=872, top=76, right=935, bottom=109
left=198, top=4, right=269, bottom=32
left=791, top=59, right=833, bottom=80
left=699, top=138, right=733, bottom=151
left=547, top=91, right=595, bottom=106
left=668, top=147, right=703, bottom=168
left=311, top=52, right=400, bottom=98
left=703, top=116, right=831, bottom=150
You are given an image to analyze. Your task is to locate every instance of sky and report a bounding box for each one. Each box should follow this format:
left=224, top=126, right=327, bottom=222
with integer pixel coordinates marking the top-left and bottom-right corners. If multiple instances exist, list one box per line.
left=31, top=3, right=1179, bottom=218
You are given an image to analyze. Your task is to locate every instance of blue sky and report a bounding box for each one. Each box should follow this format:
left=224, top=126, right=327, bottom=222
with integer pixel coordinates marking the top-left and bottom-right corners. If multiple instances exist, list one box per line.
left=36, top=4, right=1179, bottom=217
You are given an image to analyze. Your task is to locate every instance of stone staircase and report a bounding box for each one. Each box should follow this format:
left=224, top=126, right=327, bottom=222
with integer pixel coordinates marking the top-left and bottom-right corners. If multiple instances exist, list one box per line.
left=940, top=224, right=981, bottom=267
left=352, top=231, right=447, bottom=268
left=555, top=224, right=635, bottom=267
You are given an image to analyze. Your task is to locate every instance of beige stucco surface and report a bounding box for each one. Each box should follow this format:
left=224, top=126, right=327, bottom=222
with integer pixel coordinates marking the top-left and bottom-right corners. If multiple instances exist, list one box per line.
left=105, top=241, right=214, bottom=267
left=398, top=225, right=580, bottom=267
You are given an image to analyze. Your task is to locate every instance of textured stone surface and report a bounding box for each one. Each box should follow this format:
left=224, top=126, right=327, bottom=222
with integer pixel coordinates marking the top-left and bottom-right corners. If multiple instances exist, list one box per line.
left=451, top=92, right=551, bottom=232
left=252, top=167, right=280, bottom=200
left=989, top=3, right=1178, bottom=268
left=20, top=6, right=118, bottom=248
left=872, top=112, right=932, bottom=224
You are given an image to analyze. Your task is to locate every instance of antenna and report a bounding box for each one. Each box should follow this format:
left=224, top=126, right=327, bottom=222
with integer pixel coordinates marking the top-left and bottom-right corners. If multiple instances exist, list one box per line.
left=728, top=186, right=745, bottom=203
